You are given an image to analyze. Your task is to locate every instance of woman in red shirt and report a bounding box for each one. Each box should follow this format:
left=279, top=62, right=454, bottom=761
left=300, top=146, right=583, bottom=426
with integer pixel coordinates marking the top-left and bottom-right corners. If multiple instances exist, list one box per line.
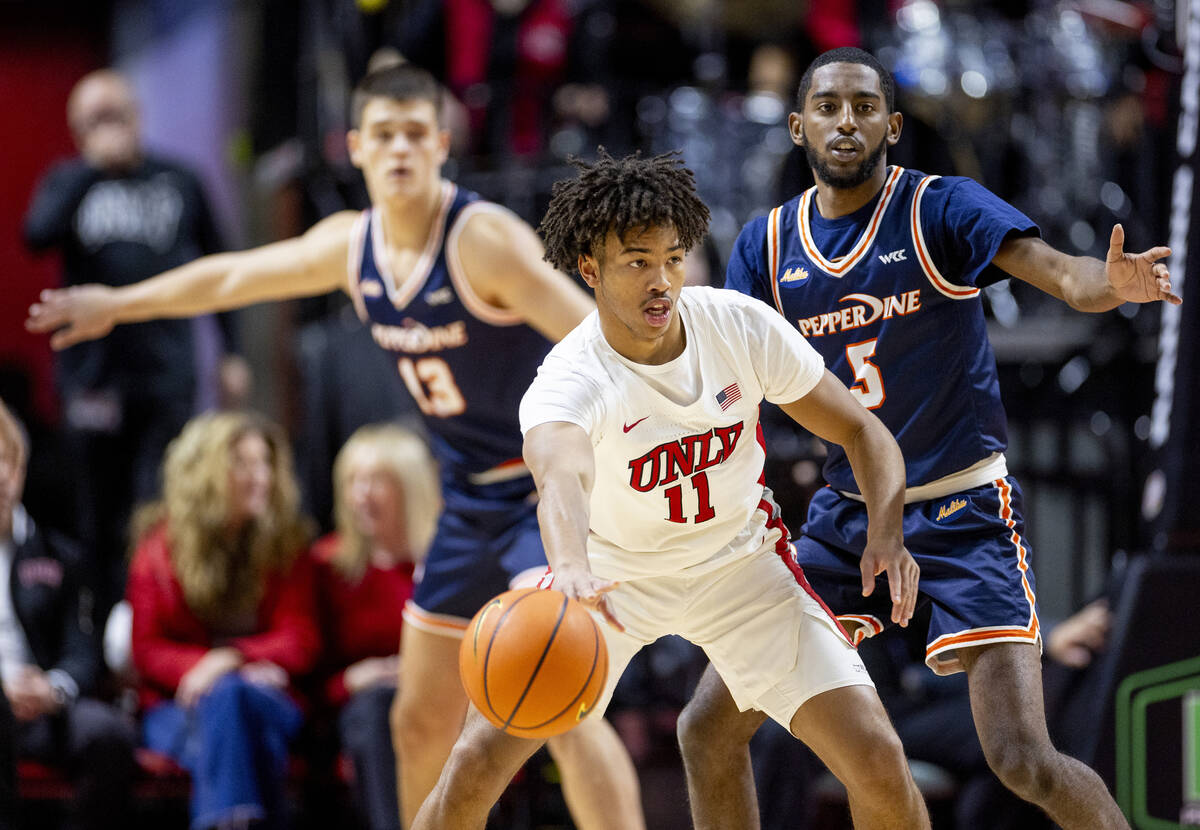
left=312, top=424, right=437, bottom=830
left=128, top=412, right=318, bottom=829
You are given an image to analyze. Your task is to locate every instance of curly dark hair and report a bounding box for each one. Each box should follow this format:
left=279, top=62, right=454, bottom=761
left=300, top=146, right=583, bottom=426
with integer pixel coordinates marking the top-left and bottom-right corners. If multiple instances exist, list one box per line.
left=539, top=149, right=710, bottom=274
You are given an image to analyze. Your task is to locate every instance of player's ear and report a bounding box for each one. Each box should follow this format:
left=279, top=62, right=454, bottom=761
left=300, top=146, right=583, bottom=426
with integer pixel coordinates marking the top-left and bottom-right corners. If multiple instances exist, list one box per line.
left=578, top=254, right=601, bottom=288
left=887, top=111, right=903, bottom=146
left=436, top=128, right=451, bottom=164
left=347, top=129, right=364, bottom=169
left=788, top=112, right=804, bottom=148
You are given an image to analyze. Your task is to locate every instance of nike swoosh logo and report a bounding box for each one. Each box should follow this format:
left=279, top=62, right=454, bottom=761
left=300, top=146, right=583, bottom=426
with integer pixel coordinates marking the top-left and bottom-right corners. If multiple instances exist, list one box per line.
left=623, top=417, right=649, bottom=433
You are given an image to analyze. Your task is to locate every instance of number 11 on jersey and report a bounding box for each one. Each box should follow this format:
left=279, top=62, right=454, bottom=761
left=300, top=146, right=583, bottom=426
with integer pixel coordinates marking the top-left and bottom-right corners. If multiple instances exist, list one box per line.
left=664, top=472, right=716, bottom=523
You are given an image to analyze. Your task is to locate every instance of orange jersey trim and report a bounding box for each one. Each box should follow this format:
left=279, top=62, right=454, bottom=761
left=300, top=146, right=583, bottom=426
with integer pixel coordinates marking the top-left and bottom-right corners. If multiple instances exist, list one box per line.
left=797, top=166, right=904, bottom=277
left=911, top=176, right=980, bottom=300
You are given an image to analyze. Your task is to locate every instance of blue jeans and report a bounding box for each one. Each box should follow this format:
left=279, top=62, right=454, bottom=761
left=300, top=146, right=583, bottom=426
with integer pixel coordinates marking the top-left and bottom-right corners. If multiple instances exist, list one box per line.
left=142, top=674, right=303, bottom=829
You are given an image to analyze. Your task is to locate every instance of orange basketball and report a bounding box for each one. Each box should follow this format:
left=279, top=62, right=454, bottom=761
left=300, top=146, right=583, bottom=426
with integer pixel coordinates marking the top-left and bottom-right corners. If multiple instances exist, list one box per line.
left=459, top=587, right=609, bottom=739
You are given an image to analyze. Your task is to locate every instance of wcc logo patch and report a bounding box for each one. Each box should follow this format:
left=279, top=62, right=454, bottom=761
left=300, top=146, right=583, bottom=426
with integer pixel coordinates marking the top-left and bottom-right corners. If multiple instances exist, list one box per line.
left=934, top=498, right=969, bottom=523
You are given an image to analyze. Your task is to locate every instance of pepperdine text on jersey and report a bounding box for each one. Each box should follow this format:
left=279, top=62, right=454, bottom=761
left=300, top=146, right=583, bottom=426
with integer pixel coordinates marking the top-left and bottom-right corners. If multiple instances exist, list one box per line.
left=796, top=289, right=921, bottom=338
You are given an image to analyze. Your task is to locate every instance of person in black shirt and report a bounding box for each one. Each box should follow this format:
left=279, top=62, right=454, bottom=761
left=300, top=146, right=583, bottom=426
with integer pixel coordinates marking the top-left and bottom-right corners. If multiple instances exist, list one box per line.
left=23, top=70, right=248, bottom=615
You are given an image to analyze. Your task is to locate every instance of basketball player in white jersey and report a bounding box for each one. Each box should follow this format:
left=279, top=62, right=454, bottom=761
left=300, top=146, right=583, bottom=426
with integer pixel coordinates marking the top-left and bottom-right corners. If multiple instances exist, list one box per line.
left=411, top=151, right=930, bottom=829
left=26, top=64, right=643, bottom=830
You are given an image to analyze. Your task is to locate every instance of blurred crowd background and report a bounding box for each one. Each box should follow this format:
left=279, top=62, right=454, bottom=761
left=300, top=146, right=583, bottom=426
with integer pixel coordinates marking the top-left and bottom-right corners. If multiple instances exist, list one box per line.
left=1, top=0, right=1198, bottom=828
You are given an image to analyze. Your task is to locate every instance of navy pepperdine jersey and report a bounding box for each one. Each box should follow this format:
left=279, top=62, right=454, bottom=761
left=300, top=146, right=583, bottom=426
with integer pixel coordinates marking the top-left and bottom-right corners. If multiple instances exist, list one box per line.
left=726, top=166, right=1038, bottom=494
left=347, top=181, right=554, bottom=484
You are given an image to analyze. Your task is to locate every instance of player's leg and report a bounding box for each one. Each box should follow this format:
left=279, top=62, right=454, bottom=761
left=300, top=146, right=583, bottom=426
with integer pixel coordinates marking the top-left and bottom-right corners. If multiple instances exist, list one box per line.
left=544, top=715, right=646, bottom=830
left=960, top=642, right=1129, bottom=829
left=788, top=684, right=929, bottom=829
left=502, top=510, right=646, bottom=830
left=678, top=522, right=879, bottom=830
left=410, top=707, right=545, bottom=830
left=676, top=664, right=766, bottom=830
left=389, top=623, right=469, bottom=828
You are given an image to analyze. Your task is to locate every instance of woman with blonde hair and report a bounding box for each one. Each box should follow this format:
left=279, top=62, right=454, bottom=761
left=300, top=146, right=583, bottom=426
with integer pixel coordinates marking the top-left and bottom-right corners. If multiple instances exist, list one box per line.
left=127, top=411, right=319, bottom=830
left=311, top=424, right=437, bottom=830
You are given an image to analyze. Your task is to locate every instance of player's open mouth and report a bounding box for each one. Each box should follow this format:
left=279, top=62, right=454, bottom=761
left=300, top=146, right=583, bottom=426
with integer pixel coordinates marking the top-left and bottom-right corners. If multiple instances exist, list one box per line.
left=643, top=299, right=672, bottom=327
left=830, top=140, right=860, bottom=161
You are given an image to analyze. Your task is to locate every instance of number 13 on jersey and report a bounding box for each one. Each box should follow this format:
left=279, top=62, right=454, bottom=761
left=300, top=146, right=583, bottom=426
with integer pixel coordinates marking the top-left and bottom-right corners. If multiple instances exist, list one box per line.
left=398, top=357, right=467, bottom=417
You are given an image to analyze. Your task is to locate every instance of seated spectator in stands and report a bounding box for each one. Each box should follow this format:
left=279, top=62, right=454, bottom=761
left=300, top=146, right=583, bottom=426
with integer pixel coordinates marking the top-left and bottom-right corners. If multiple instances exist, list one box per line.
left=312, top=424, right=438, bottom=830
left=127, top=412, right=318, bottom=830
left=0, top=398, right=135, bottom=830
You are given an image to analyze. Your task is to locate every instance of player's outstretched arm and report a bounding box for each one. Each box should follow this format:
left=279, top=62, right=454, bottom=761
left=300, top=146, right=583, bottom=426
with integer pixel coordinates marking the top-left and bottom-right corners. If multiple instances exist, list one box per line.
left=457, top=210, right=595, bottom=341
left=26, top=211, right=359, bottom=350
left=993, top=223, right=1180, bottom=313
left=779, top=371, right=918, bottom=626
left=523, top=421, right=622, bottom=630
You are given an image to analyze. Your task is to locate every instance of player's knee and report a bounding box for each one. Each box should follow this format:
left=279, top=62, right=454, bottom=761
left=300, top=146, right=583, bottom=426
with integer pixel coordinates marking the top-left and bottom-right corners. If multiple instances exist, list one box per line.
left=843, top=727, right=912, bottom=799
left=980, top=736, right=1057, bottom=802
left=677, top=698, right=756, bottom=766
left=391, top=692, right=455, bottom=757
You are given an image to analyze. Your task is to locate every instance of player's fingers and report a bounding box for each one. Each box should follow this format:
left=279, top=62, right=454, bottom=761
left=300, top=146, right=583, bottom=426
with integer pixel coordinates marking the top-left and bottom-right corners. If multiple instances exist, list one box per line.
left=599, top=597, right=625, bottom=633
left=24, top=303, right=64, bottom=332
left=49, top=327, right=83, bottom=351
left=1160, top=281, right=1183, bottom=304
left=1142, top=245, right=1171, bottom=263
left=591, top=579, right=619, bottom=595
left=860, top=558, right=875, bottom=597
left=888, top=567, right=904, bottom=624
left=903, top=563, right=919, bottom=623
left=1106, top=224, right=1125, bottom=261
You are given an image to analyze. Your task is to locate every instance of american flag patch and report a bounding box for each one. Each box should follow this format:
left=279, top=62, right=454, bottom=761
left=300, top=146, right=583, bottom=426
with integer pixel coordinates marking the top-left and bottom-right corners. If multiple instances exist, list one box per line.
left=716, top=382, right=742, bottom=411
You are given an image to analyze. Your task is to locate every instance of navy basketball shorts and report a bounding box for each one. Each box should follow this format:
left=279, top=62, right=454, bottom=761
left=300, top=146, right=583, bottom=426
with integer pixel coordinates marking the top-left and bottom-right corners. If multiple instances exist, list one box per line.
left=793, top=476, right=1041, bottom=675
left=404, top=485, right=548, bottom=638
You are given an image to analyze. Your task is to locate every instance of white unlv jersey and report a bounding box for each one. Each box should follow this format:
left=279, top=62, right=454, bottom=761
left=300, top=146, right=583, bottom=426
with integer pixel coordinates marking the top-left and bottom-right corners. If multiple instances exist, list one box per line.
left=519, top=286, right=825, bottom=580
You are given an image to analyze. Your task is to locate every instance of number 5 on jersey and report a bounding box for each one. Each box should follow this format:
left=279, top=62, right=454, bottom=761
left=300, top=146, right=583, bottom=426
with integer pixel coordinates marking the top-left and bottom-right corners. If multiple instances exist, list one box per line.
left=399, top=357, right=467, bottom=417
left=845, top=338, right=885, bottom=409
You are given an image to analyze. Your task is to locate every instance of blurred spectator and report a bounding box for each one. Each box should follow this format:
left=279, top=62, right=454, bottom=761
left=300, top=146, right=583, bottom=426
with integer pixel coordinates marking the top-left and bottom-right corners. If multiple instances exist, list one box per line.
left=0, top=398, right=136, bottom=830
left=394, top=0, right=614, bottom=163
left=311, top=424, right=439, bottom=830
left=22, top=69, right=250, bottom=619
left=127, top=412, right=318, bottom=830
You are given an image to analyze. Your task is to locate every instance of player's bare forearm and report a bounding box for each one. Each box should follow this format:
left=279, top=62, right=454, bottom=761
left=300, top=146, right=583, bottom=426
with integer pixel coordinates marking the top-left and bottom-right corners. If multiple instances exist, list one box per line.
left=534, top=472, right=593, bottom=578
left=524, top=423, right=595, bottom=577
left=995, top=226, right=1179, bottom=312
left=842, top=417, right=905, bottom=548
left=27, top=211, right=355, bottom=349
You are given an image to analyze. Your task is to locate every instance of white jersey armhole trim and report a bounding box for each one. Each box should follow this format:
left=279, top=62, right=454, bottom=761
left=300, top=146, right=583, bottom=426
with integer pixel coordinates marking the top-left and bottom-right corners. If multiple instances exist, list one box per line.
left=767, top=206, right=786, bottom=316
left=445, top=202, right=525, bottom=326
left=911, top=175, right=981, bottom=300
left=346, top=210, right=370, bottom=323
left=373, top=180, right=455, bottom=310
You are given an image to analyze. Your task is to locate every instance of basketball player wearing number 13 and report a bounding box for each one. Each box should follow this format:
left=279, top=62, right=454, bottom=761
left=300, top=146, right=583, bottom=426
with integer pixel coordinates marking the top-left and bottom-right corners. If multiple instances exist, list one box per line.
left=413, top=151, right=930, bottom=829
left=678, top=48, right=1181, bottom=830
left=25, top=64, right=644, bottom=830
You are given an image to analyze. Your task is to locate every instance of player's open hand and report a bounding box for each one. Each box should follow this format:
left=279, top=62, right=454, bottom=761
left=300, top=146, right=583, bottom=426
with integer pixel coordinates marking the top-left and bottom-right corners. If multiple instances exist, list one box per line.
left=554, top=566, right=624, bottom=633
left=25, top=284, right=119, bottom=350
left=1105, top=224, right=1181, bottom=305
left=860, top=540, right=919, bottom=627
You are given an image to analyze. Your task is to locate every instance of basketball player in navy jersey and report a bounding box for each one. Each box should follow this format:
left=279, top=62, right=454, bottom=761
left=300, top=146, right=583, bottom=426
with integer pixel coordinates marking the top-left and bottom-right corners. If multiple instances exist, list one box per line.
left=676, top=47, right=1179, bottom=830
left=26, top=64, right=644, bottom=830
